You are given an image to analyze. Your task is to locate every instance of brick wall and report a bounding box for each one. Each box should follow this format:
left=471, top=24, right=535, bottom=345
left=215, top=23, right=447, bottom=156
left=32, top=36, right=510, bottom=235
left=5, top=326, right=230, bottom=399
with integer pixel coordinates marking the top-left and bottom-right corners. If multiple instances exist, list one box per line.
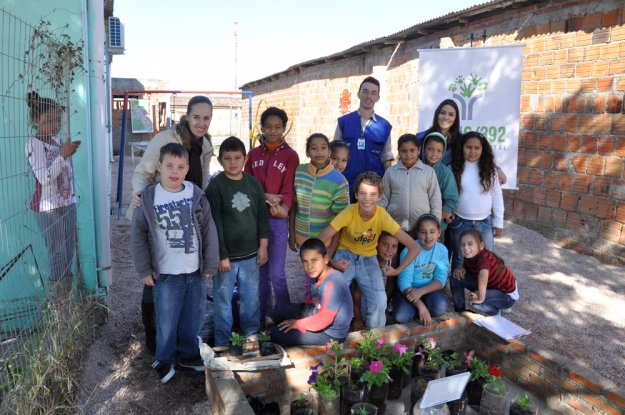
left=242, top=0, right=625, bottom=264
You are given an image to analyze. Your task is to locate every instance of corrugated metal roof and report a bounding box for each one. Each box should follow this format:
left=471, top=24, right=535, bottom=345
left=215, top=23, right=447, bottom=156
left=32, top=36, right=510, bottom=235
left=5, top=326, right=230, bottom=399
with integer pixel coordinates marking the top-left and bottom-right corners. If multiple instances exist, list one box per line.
left=242, top=0, right=543, bottom=88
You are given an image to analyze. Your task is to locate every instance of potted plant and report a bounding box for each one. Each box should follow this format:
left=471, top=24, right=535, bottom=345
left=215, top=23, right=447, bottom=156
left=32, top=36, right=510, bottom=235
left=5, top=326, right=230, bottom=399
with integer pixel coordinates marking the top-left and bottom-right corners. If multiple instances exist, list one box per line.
left=350, top=357, right=366, bottom=382
left=229, top=332, right=244, bottom=356
left=442, top=350, right=468, bottom=376
left=411, top=337, right=426, bottom=377
left=409, top=376, right=430, bottom=411
left=417, top=337, right=443, bottom=380
left=258, top=330, right=275, bottom=356
left=387, top=342, right=414, bottom=400
left=361, top=360, right=391, bottom=413
left=291, top=392, right=313, bottom=414
left=309, top=364, right=340, bottom=415
left=350, top=403, right=377, bottom=415
left=480, top=364, right=510, bottom=414
left=510, top=394, right=537, bottom=415
left=324, top=340, right=348, bottom=388
left=341, top=381, right=366, bottom=415
left=293, top=410, right=319, bottom=415
left=357, top=331, right=391, bottom=363
left=465, top=352, right=488, bottom=406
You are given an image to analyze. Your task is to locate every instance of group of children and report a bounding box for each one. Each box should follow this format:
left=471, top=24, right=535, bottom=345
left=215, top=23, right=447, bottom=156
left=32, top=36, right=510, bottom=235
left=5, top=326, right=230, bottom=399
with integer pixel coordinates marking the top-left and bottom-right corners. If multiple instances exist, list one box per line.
left=130, top=104, right=519, bottom=384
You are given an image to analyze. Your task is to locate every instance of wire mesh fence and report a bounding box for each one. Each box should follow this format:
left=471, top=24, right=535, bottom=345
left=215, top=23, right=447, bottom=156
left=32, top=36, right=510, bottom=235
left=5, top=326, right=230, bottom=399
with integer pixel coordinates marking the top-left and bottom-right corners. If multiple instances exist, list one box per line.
left=0, top=7, right=86, bottom=400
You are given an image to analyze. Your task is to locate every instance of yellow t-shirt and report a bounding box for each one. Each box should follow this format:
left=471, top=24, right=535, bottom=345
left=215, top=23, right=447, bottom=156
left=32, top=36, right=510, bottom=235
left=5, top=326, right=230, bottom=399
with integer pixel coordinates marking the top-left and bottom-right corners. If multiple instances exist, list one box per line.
left=330, top=204, right=401, bottom=257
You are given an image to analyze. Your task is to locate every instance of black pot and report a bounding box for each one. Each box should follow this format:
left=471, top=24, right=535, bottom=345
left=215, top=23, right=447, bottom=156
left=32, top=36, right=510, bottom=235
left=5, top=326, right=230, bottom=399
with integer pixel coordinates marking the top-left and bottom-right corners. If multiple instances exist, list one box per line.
left=410, top=376, right=430, bottom=411
left=401, top=369, right=411, bottom=388
left=340, top=381, right=365, bottom=415
left=229, top=343, right=243, bottom=356
left=411, top=346, right=425, bottom=378
left=367, top=383, right=388, bottom=415
left=509, top=403, right=535, bottom=415
left=466, top=379, right=486, bottom=406
left=351, top=359, right=369, bottom=382
left=387, top=366, right=404, bottom=401
left=448, top=390, right=468, bottom=415
left=447, top=364, right=469, bottom=376
left=291, top=398, right=313, bottom=414
left=418, top=367, right=441, bottom=381
left=260, top=341, right=275, bottom=356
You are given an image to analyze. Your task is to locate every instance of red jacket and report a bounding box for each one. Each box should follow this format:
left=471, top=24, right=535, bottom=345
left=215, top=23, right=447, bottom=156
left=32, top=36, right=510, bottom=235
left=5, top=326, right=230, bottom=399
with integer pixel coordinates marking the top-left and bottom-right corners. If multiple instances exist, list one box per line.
left=244, top=140, right=299, bottom=219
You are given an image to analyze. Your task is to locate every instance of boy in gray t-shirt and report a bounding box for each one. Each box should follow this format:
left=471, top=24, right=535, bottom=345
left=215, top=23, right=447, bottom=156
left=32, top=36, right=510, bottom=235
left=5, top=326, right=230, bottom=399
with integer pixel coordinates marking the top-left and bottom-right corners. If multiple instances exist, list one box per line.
left=132, top=143, right=218, bottom=384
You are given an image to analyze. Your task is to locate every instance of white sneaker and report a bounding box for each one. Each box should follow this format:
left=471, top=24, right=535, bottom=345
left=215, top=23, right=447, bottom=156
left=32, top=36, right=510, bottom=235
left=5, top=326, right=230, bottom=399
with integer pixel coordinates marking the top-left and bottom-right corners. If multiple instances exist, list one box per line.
left=501, top=308, right=512, bottom=314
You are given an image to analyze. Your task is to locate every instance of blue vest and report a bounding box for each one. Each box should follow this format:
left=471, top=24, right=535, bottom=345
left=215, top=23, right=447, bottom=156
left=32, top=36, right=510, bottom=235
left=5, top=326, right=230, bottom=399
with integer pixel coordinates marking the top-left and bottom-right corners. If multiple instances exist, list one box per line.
left=337, top=111, right=392, bottom=193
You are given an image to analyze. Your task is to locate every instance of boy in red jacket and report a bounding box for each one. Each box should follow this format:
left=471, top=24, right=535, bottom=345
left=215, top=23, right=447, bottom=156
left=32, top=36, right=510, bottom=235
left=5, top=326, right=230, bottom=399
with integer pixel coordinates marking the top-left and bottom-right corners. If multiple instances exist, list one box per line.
left=245, top=107, right=300, bottom=328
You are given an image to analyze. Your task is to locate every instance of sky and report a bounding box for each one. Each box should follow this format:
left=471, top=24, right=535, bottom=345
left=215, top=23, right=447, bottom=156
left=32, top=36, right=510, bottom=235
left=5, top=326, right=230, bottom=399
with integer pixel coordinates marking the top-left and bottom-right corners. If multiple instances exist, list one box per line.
left=112, top=0, right=485, bottom=91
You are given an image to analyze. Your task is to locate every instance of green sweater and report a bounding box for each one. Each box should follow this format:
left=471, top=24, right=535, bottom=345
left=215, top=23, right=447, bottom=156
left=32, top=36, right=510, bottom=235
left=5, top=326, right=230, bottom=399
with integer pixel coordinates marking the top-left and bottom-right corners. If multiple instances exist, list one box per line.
left=206, top=172, right=270, bottom=261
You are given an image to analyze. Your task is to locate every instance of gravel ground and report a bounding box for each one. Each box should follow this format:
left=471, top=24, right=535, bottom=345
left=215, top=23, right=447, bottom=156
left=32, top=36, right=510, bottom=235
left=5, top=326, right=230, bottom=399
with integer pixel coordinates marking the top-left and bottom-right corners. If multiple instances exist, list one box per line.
left=77, top=156, right=624, bottom=414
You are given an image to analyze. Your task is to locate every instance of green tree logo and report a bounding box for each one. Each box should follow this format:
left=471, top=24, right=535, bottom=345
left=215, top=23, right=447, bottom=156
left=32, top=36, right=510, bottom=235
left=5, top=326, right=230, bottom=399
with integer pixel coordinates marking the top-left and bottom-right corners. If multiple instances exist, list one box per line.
left=448, top=73, right=488, bottom=120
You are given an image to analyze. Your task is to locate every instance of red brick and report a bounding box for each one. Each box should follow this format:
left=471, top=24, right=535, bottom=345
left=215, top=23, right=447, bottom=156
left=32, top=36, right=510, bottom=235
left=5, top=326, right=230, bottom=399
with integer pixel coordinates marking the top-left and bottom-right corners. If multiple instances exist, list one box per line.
left=542, top=153, right=553, bottom=169
left=565, top=114, right=579, bottom=132
left=544, top=371, right=579, bottom=393
left=553, top=133, right=566, bottom=151
left=575, top=175, right=591, bottom=193
left=527, top=151, right=541, bottom=167
left=553, top=208, right=566, bottom=223
left=566, top=213, right=582, bottom=231
left=603, top=220, right=623, bottom=242
left=596, top=198, right=614, bottom=219
left=553, top=154, right=567, bottom=171
left=546, top=190, right=561, bottom=208
left=607, top=94, right=623, bottom=113
left=617, top=77, right=625, bottom=91
left=599, top=137, right=616, bottom=155
left=518, top=167, right=530, bottom=184
left=306, top=345, right=326, bottom=357
left=573, top=155, right=588, bottom=173
left=561, top=193, right=577, bottom=211
left=566, top=368, right=603, bottom=393
left=533, top=188, right=546, bottom=205
left=594, top=177, right=612, bottom=197
left=538, top=206, right=552, bottom=223
left=602, top=9, right=620, bottom=27
left=582, top=135, right=598, bottom=154
left=611, top=59, right=625, bottom=75
left=552, top=114, right=564, bottom=130
left=594, top=95, right=607, bottom=113
left=616, top=202, right=625, bottom=222
left=559, top=173, right=574, bottom=190
left=618, top=138, right=625, bottom=157
left=598, top=76, right=614, bottom=92
left=601, top=43, right=620, bottom=60
left=577, top=62, right=593, bottom=77
left=606, top=157, right=624, bottom=178
left=538, top=133, right=551, bottom=150
left=594, top=114, right=612, bottom=134
left=587, top=155, right=605, bottom=175
left=578, top=195, right=597, bottom=215
left=569, top=397, right=602, bottom=415
left=525, top=132, right=538, bottom=149
left=536, top=113, right=548, bottom=130
left=581, top=79, right=598, bottom=93
left=584, top=13, right=603, bottom=30
left=567, top=134, right=582, bottom=152
left=518, top=149, right=528, bottom=166
left=606, top=388, right=625, bottom=408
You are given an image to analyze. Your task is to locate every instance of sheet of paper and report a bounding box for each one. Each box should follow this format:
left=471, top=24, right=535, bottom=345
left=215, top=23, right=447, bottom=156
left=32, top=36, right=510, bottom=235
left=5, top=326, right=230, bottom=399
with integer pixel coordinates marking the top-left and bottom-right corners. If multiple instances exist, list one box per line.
left=473, top=315, right=531, bottom=340
left=420, top=372, right=471, bottom=408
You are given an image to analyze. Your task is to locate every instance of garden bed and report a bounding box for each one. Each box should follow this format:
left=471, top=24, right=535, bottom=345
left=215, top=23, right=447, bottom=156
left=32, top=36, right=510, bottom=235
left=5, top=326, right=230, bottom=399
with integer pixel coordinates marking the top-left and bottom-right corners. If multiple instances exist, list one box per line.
left=204, top=312, right=625, bottom=415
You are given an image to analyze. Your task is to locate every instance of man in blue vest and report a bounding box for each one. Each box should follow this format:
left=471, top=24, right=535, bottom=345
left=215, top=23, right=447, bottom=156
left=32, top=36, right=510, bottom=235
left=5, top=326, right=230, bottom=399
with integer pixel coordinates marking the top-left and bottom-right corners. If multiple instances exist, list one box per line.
left=334, top=76, right=393, bottom=202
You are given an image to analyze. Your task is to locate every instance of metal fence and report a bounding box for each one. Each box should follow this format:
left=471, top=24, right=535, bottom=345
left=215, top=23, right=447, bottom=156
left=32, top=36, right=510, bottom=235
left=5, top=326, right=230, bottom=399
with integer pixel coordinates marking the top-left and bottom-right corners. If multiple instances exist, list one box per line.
left=0, top=7, right=86, bottom=394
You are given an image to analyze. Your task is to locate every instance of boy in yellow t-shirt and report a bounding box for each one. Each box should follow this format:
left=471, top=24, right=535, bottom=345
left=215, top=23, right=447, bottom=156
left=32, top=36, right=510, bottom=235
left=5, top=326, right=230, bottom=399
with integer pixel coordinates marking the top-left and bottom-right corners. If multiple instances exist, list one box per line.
left=317, top=171, right=420, bottom=329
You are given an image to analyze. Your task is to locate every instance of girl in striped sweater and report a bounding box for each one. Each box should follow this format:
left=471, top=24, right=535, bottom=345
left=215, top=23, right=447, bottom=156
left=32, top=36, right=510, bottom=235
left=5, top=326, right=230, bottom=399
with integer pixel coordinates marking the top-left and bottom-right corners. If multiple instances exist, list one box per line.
left=289, top=133, right=349, bottom=300
left=452, top=229, right=518, bottom=316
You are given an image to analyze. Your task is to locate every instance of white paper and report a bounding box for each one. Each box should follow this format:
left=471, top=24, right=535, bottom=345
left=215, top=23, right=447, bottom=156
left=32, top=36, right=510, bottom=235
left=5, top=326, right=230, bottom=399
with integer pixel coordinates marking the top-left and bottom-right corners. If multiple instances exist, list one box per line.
left=473, top=315, right=531, bottom=340
left=420, top=372, right=471, bottom=408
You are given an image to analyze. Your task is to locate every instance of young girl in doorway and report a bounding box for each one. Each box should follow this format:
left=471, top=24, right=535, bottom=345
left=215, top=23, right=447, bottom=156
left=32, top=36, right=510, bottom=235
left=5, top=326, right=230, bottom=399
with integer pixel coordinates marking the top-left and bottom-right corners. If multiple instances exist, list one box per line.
left=289, top=133, right=349, bottom=300
left=26, top=91, right=81, bottom=302
left=452, top=229, right=518, bottom=315
left=449, top=131, right=504, bottom=311
left=394, top=215, right=449, bottom=328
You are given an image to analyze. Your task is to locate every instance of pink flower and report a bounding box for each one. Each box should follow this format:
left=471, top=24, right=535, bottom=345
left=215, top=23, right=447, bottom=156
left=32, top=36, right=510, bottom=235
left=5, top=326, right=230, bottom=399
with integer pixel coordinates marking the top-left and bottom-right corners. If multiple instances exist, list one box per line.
left=416, top=347, right=425, bottom=359
left=424, top=337, right=437, bottom=350
left=325, top=341, right=335, bottom=357
left=370, top=360, right=383, bottom=373
left=376, top=338, right=387, bottom=349
left=393, top=343, right=407, bottom=356
left=465, top=350, right=475, bottom=367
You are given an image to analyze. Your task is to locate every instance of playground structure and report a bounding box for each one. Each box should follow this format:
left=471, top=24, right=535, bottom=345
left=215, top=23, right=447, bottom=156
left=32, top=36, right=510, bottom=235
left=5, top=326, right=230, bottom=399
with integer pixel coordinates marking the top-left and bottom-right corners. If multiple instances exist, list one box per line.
left=114, top=90, right=253, bottom=217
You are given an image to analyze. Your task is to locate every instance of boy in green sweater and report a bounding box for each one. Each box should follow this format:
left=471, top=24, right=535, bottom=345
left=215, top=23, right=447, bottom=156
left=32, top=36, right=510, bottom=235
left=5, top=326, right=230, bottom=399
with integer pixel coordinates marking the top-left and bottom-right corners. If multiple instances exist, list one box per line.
left=421, top=132, right=459, bottom=233
left=206, top=137, right=270, bottom=346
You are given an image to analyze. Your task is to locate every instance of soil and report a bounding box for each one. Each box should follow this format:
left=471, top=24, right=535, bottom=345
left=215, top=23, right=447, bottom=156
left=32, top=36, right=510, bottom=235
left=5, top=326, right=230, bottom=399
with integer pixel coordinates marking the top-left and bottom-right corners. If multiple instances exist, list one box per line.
left=77, top=156, right=624, bottom=414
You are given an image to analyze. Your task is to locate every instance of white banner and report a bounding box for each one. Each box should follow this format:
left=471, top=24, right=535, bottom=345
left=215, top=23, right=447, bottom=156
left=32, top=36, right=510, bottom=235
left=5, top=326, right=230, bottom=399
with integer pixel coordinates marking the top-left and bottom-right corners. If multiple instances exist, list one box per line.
left=418, top=45, right=524, bottom=189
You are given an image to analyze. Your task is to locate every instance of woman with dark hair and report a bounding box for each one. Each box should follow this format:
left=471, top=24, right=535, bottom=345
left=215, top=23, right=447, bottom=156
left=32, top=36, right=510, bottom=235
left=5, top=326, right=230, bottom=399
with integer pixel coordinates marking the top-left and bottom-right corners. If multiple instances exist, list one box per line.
left=417, top=99, right=462, bottom=167
left=126, top=95, right=214, bottom=355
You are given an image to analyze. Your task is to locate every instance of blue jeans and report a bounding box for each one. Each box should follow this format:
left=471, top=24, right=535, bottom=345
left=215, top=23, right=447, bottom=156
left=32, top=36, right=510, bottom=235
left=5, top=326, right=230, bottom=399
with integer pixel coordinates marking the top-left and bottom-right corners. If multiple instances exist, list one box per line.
left=393, top=290, right=449, bottom=323
left=213, top=257, right=261, bottom=346
left=334, top=250, right=386, bottom=328
left=450, top=272, right=515, bottom=315
left=34, top=204, right=76, bottom=283
left=448, top=215, right=495, bottom=272
left=153, top=270, right=205, bottom=365
left=259, top=219, right=290, bottom=317
left=270, top=302, right=340, bottom=346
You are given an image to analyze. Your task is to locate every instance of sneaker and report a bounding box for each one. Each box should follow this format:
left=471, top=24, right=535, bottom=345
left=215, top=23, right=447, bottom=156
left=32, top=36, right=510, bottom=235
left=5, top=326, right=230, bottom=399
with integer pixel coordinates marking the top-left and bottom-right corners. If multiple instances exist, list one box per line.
left=501, top=308, right=512, bottom=314
left=178, top=355, right=205, bottom=372
left=152, top=361, right=175, bottom=384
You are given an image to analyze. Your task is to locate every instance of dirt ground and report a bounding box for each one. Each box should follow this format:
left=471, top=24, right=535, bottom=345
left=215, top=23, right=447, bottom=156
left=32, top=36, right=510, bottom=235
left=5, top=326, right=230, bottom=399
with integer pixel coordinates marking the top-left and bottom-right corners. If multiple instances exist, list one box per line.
left=77, top=156, right=624, bottom=414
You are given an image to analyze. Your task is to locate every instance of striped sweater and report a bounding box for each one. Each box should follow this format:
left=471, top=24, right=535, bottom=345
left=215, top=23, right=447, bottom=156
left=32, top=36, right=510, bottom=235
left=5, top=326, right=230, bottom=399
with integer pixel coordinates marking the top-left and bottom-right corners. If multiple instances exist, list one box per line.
left=293, top=163, right=349, bottom=244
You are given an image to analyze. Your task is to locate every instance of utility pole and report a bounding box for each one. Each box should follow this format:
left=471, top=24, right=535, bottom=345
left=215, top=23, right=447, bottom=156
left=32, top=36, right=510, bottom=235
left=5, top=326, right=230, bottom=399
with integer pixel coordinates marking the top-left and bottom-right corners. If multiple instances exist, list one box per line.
left=234, top=21, right=238, bottom=90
